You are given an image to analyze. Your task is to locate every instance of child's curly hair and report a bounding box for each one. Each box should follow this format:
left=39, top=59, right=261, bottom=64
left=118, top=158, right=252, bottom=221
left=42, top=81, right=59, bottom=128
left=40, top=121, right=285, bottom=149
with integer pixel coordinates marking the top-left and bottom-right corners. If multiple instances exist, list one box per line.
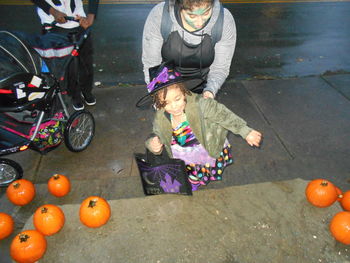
left=152, top=82, right=191, bottom=109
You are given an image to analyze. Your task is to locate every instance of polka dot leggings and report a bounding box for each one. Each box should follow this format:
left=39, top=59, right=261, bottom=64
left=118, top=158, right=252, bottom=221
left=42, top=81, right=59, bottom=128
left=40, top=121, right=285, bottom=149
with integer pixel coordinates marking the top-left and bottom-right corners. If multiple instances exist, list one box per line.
left=186, top=144, right=233, bottom=191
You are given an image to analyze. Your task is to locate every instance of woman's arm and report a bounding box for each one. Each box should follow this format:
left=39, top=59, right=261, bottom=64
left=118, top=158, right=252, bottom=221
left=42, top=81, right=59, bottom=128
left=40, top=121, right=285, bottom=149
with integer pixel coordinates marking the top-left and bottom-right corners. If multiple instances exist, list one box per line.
left=204, top=9, right=236, bottom=97
left=142, top=3, right=165, bottom=84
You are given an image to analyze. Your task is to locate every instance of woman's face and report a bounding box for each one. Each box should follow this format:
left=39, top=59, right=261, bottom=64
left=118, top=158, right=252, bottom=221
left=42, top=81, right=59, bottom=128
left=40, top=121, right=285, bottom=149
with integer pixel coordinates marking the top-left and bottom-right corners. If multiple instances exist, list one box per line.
left=181, top=4, right=213, bottom=30
left=159, top=86, right=186, bottom=117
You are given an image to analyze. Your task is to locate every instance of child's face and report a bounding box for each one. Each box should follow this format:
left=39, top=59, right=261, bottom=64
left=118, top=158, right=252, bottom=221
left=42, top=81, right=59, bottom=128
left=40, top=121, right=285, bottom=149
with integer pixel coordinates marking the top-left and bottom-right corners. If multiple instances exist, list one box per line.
left=159, top=86, right=186, bottom=117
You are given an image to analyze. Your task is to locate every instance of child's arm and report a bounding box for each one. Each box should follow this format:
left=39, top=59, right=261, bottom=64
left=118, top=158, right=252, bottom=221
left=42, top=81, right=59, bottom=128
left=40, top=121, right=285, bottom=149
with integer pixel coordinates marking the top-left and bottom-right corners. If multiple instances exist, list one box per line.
left=145, top=113, right=164, bottom=154
left=199, top=96, right=263, bottom=146
left=200, top=97, right=252, bottom=138
left=245, top=130, right=262, bottom=147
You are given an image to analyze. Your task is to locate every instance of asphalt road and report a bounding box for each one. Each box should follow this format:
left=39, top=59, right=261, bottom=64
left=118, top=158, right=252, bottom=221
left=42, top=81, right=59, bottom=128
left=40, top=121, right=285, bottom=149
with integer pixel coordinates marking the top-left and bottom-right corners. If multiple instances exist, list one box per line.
left=0, top=2, right=350, bottom=85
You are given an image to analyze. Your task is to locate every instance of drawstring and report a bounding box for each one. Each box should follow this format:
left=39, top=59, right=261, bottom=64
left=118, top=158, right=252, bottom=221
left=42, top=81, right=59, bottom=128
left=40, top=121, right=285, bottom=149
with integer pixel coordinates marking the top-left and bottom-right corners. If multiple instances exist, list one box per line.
left=180, top=30, right=184, bottom=68
left=199, top=30, right=203, bottom=81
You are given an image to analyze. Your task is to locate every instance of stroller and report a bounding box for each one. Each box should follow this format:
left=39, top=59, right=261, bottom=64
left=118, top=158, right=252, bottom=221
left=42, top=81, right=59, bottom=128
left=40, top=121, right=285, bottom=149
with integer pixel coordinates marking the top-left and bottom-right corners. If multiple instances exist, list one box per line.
left=0, top=23, right=95, bottom=186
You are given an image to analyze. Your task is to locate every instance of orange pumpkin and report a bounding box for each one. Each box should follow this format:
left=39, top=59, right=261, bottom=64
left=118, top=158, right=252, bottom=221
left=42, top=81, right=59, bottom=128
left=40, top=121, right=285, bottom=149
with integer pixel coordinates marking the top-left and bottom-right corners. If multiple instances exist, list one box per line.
left=330, top=211, right=350, bottom=245
left=48, top=174, right=71, bottom=197
left=305, top=179, right=338, bottom=207
left=340, top=190, right=350, bottom=211
left=10, top=230, right=47, bottom=263
left=79, top=196, right=111, bottom=228
left=33, top=204, right=65, bottom=236
left=0, top=212, right=14, bottom=240
left=335, top=187, right=343, bottom=202
left=6, top=179, right=35, bottom=206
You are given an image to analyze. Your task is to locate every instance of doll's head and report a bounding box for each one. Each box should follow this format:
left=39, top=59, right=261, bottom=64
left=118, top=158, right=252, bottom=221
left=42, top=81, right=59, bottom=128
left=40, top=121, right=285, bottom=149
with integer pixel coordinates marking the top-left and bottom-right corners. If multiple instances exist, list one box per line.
left=153, top=82, right=191, bottom=115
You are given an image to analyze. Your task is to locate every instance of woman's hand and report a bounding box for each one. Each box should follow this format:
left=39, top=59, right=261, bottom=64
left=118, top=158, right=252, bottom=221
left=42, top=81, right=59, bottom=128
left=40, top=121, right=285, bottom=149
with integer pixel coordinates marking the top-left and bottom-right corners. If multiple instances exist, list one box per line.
left=149, top=136, right=163, bottom=153
left=245, top=130, right=262, bottom=147
left=203, top=91, right=214, bottom=99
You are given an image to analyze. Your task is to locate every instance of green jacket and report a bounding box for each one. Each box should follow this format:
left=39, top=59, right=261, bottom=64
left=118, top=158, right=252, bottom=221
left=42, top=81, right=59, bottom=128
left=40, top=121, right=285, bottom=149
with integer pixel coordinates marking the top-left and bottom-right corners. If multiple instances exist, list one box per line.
left=146, top=92, right=253, bottom=158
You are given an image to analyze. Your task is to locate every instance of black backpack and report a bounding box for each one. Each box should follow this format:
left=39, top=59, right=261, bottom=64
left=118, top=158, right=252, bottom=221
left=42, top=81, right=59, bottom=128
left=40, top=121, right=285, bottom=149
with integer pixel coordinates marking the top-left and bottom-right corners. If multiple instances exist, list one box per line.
left=160, top=0, right=224, bottom=45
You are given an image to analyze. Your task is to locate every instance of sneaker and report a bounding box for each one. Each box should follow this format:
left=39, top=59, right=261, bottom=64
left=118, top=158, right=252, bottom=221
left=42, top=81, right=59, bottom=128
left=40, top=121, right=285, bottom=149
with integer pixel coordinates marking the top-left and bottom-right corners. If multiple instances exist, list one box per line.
left=82, top=92, right=96, bottom=106
left=72, top=99, right=84, bottom=111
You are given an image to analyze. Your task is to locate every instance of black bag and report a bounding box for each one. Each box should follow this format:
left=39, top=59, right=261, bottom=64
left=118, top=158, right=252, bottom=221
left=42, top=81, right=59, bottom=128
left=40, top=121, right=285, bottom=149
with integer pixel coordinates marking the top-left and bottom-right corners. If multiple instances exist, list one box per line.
left=134, top=149, right=192, bottom=196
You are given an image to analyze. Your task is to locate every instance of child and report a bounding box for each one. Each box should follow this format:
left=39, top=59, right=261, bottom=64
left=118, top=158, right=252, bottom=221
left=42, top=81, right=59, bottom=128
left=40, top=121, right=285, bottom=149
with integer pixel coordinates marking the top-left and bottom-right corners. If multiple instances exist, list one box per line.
left=144, top=63, right=262, bottom=191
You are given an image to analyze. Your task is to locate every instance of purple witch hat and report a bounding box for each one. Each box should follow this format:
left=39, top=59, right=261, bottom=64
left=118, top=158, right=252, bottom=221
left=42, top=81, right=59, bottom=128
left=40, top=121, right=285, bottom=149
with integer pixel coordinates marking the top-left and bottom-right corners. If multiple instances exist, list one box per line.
left=136, top=62, right=201, bottom=107
left=146, top=62, right=183, bottom=94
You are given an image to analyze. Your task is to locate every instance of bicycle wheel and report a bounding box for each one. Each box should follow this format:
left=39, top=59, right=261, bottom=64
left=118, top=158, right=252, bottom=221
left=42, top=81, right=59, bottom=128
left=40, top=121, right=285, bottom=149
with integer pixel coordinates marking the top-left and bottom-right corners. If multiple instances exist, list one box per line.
left=0, top=158, right=23, bottom=187
left=64, top=110, right=95, bottom=152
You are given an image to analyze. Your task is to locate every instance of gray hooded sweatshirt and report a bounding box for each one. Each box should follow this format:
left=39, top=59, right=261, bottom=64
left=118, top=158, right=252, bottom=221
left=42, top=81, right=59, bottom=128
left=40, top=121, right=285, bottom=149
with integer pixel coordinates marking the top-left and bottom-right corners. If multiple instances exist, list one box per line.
left=142, top=0, right=236, bottom=96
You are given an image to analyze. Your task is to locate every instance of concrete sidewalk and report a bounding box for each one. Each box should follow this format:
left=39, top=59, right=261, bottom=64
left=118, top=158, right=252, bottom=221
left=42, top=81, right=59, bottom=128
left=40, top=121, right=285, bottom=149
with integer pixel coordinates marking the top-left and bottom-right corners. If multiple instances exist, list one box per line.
left=0, top=74, right=350, bottom=262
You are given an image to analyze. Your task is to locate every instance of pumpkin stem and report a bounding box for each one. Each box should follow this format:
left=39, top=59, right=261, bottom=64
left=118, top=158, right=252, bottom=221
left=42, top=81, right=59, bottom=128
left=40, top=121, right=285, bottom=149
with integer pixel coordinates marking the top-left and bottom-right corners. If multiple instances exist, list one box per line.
left=338, top=194, right=343, bottom=199
left=53, top=174, right=60, bottom=180
left=13, top=182, right=20, bottom=189
left=321, top=181, right=329, bottom=187
left=19, top=234, right=30, bottom=242
left=88, top=200, right=97, bottom=208
left=41, top=207, right=48, bottom=213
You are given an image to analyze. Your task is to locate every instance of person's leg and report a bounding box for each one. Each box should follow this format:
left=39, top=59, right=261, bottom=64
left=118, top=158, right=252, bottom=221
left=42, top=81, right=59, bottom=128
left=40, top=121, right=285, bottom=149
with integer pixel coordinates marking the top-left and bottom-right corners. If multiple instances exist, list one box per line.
left=49, top=26, right=84, bottom=110
left=78, top=32, right=96, bottom=105
left=68, top=54, right=85, bottom=110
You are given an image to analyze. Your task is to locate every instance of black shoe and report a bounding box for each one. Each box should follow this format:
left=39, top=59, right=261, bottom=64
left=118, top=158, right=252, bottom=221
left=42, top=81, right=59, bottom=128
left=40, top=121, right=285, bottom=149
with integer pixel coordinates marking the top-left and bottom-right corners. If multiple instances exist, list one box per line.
left=82, top=92, right=96, bottom=106
left=72, top=98, right=84, bottom=111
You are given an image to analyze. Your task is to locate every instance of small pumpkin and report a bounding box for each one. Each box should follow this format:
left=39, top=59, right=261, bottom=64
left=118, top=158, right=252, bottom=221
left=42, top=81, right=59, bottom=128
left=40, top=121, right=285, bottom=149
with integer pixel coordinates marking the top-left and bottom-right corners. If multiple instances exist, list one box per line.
left=48, top=174, right=71, bottom=197
left=0, top=212, right=14, bottom=240
left=335, top=187, right=343, bottom=202
left=6, top=179, right=36, bottom=206
left=79, top=196, right=111, bottom=228
left=34, top=204, right=65, bottom=236
left=10, top=230, right=47, bottom=263
left=340, top=190, right=350, bottom=211
left=305, top=179, right=338, bottom=207
left=330, top=211, right=350, bottom=245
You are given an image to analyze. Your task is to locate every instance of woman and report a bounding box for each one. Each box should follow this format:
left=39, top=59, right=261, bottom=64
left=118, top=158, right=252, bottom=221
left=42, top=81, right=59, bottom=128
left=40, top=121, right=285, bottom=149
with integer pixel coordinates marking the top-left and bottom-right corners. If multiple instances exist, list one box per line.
left=142, top=0, right=237, bottom=99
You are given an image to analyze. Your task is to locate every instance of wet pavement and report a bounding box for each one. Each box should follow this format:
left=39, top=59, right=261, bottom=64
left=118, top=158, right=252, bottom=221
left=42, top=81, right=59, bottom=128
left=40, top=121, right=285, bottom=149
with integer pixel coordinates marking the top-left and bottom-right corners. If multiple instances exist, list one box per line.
left=0, top=2, right=350, bottom=263
left=0, top=74, right=349, bottom=262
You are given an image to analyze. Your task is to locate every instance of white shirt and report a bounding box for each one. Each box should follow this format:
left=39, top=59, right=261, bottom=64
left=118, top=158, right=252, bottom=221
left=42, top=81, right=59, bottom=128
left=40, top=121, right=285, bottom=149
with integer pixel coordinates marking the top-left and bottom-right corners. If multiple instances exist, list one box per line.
left=36, top=0, right=85, bottom=29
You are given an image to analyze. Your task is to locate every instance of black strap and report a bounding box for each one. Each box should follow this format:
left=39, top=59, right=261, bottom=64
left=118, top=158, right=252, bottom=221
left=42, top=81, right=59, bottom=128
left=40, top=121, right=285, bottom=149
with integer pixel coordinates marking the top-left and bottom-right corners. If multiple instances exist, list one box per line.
left=161, top=0, right=171, bottom=41
left=52, top=0, right=62, bottom=6
left=211, top=3, right=224, bottom=45
left=70, top=0, right=76, bottom=13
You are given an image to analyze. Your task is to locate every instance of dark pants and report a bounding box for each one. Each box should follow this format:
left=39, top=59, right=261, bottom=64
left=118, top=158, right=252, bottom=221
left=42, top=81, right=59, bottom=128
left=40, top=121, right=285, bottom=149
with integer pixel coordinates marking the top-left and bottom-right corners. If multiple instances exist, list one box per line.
left=44, top=26, right=94, bottom=101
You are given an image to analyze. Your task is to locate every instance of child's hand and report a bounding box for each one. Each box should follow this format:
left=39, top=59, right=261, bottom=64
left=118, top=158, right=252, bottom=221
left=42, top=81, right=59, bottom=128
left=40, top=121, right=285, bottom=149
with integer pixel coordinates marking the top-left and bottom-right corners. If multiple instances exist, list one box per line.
left=245, top=130, right=262, bottom=147
left=149, top=136, right=163, bottom=153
